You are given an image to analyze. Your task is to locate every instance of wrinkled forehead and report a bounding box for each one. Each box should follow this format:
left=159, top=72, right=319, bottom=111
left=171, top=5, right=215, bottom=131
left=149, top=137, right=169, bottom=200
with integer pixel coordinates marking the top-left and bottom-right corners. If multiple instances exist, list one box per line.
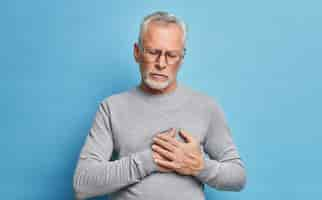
left=142, top=21, right=185, bottom=50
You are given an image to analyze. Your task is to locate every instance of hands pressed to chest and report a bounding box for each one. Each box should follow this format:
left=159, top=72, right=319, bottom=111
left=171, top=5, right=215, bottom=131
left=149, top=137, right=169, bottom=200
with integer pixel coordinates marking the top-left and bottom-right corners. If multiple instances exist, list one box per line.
left=151, top=128, right=205, bottom=176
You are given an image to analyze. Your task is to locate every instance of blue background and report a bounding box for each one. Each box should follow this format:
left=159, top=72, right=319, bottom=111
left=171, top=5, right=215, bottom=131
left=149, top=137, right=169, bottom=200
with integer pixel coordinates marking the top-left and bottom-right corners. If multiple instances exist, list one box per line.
left=1, top=1, right=321, bottom=199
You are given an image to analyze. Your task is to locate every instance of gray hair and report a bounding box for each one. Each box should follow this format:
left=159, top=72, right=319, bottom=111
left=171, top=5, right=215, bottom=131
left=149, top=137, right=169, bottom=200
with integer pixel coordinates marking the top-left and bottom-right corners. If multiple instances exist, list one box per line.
left=138, top=11, right=187, bottom=48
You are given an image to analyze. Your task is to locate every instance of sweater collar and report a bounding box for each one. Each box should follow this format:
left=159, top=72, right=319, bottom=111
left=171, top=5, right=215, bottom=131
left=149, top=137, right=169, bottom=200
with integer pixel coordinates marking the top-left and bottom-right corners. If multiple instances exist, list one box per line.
left=132, top=82, right=189, bottom=110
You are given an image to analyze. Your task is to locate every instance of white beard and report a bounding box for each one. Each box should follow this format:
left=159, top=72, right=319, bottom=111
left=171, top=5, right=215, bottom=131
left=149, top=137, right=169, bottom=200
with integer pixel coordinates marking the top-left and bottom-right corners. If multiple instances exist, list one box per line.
left=142, top=71, right=173, bottom=90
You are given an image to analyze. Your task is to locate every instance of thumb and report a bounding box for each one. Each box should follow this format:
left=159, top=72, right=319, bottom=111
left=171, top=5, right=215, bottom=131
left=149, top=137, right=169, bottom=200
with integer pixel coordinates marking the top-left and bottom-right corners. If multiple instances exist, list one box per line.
left=178, top=128, right=193, bottom=143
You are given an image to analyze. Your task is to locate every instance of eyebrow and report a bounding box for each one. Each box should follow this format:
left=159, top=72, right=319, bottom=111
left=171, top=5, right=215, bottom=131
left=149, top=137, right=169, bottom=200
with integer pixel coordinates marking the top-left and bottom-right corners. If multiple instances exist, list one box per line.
left=145, top=47, right=183, bottom=52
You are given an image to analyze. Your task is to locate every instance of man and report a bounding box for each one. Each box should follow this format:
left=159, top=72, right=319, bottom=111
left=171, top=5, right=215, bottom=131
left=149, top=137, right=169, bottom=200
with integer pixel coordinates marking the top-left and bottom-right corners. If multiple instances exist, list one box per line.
left=73, top=11, right=246, bottom=200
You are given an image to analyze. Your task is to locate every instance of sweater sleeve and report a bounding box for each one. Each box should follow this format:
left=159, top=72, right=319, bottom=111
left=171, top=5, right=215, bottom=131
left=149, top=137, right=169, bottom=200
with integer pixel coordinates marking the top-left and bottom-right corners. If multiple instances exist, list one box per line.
left=193, top=100, right=247, bottom=191
left=72, top=101, right=158, bottom=199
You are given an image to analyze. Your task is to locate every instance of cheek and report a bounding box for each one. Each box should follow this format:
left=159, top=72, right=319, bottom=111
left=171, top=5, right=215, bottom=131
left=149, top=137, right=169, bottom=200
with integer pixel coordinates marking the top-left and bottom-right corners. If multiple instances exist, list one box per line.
left=140, top=63, right=154, bottom=74
left=170, top=66, right=180, bottom=76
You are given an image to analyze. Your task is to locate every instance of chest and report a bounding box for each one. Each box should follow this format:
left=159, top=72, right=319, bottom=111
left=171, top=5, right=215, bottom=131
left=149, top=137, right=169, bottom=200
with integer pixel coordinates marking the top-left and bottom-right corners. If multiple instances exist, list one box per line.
left=111, top=106, right=209, bottom=157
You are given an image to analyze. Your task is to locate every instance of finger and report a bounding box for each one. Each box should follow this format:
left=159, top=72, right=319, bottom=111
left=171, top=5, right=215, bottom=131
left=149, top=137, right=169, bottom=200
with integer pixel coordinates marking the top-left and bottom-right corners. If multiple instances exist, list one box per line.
left=156, top=134, right=181, bottom=147
left=186, top=152, right=199, bottom=160
left=152, top=151, right=162, bottom=159
left=157, top=128, right=176, bottom=138
left=153, top=150, right=170, bottom=161
left=178, top=128, right=194, bottom=143
left=152, top=152, right=173, bottom=172
left=152, top=144, right=176, bottom=161
left=169, top=128, right=176, bottom=137
left=153, top=137, right=176, bottom=152
left=159, top=128, right=174, bottom=135
left=154, top=158, right=178, bottom=170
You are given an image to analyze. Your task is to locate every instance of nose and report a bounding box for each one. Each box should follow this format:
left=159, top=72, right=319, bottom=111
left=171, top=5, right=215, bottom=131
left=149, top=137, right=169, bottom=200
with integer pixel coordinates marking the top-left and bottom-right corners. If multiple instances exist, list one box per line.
left=155, top=53, right=167, bottom=70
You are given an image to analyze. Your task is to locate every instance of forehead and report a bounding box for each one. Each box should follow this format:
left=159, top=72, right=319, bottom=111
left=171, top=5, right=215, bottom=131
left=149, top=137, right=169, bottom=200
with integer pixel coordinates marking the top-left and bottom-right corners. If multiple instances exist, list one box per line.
left=142, top=21, right=184, bottom=50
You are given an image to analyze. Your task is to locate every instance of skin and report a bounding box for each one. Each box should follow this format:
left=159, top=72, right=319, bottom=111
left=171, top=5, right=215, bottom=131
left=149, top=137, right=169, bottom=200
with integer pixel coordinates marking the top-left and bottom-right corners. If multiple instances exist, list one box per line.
left=133, top=21, right=205, bottom=176
left=134, top=21, right=184, bottom=94
left=152, top=128, right=205, bottom=176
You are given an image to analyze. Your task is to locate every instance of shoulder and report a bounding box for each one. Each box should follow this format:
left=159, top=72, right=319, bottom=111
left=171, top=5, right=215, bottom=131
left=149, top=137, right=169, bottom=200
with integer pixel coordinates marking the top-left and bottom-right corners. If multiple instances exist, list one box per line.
left=99, top=87, right=136, bottom=110
left=181, top=83, right=223, bottom=112
left=182, top=85, right=230, bottom=127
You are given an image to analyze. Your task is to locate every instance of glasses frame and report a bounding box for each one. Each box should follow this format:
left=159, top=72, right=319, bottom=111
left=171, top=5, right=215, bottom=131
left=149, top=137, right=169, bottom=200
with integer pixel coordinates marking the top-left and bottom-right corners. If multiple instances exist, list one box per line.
left=138, top=44, right=186, bottom=65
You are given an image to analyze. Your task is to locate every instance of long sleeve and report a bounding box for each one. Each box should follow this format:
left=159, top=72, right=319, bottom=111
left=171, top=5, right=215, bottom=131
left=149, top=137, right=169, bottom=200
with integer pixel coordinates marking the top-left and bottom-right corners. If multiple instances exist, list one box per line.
left=194, top=100, right=247, bottom=191
left=72, top=101, right=158, bottom=199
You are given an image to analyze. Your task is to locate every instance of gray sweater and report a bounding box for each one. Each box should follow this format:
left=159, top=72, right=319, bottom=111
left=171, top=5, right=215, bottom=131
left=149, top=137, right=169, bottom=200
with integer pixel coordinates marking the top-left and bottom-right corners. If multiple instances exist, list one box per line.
left=73, top=83, right=247, bottom=200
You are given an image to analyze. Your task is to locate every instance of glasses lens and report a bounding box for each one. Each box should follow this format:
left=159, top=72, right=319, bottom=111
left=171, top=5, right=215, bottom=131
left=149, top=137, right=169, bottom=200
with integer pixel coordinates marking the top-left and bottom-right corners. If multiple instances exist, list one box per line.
left=143, top=48, right=160, bottom=62
left=166, top=52, right=181, bottom=64
left=142, top=47, right=183, bottom=64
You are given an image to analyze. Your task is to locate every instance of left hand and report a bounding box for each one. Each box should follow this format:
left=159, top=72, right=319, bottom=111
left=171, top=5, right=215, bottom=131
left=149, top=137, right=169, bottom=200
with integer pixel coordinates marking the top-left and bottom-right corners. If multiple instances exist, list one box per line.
left=152, top=128, right=205, bottom=176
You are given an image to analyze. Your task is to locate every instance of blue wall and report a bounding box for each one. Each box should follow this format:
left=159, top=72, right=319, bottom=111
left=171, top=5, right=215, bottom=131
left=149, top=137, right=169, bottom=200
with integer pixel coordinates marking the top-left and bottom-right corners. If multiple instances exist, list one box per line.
left=1, top=1, right=321, bottom=199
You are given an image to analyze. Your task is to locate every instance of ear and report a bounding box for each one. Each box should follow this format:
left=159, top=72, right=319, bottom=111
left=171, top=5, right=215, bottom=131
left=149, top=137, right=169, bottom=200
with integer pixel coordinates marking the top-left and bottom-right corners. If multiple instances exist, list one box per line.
left=179, top=52, right=185, bottom=65
left=133, top=43, right=140, bottom=63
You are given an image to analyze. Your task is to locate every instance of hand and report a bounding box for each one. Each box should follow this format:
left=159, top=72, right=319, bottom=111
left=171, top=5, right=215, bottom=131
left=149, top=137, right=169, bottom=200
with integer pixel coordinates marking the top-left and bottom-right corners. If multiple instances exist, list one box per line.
left=152, top=128, right=177, bottom=173
left=152, top=128, right=205, bottom=176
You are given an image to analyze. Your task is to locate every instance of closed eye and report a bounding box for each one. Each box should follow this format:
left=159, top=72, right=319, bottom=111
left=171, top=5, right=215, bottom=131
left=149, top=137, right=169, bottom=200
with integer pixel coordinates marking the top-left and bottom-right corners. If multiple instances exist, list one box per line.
left=168, top=53, right=179, bottom=58
left=147, top=49, right=159, bottom=55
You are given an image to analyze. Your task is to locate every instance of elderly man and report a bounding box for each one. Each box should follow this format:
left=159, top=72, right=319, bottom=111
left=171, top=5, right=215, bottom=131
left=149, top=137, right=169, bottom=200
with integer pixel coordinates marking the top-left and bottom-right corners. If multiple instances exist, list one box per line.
left=73, top=11, right=246, bottom=200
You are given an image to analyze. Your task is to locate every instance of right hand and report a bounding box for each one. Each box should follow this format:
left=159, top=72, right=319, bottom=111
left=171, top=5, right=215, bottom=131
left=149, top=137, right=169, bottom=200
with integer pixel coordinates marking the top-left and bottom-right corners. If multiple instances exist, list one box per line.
left=152, top=128, right=177, bottom=173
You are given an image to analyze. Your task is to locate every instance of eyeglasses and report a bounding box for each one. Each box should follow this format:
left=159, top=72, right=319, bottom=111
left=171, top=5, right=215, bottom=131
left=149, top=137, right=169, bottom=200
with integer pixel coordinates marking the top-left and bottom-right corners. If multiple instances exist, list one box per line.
left=139, top=46, right=186, bottom=65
